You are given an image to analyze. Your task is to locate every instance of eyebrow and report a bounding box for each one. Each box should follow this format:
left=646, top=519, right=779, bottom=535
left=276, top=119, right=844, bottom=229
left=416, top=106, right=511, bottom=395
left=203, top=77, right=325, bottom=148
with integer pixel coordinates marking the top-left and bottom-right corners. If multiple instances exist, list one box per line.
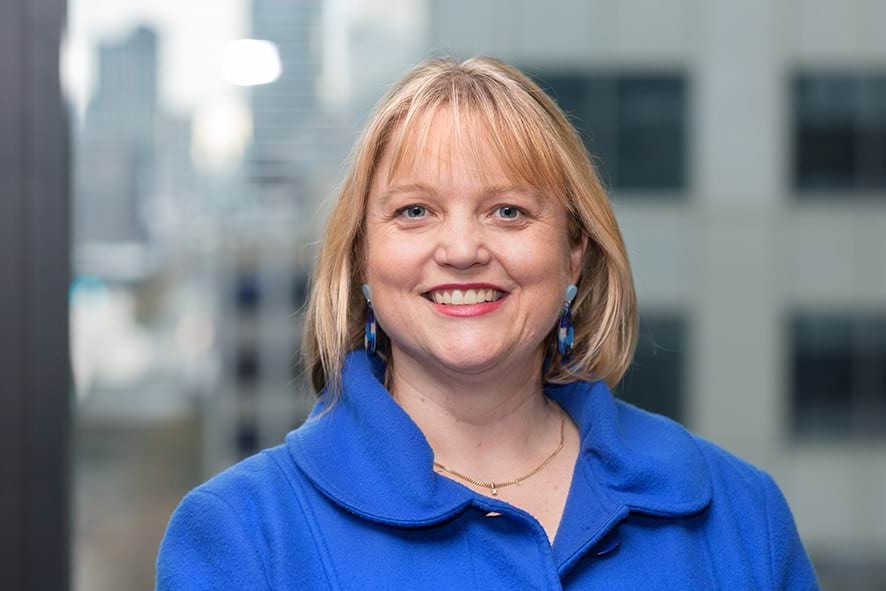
left=377, top=183, right=544, bottom=208
left=377, top=183, right=439, bottom=208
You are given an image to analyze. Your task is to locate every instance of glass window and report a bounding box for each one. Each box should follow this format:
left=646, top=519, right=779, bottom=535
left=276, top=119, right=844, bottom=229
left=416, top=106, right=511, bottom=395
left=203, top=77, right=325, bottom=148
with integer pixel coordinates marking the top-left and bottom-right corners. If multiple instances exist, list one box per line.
left=615, top=315, right=686, bottom=424
left=793, top=73, right=886, bottom=192
left=790, top=313, right=886, bottom=437
left=530, top=72, right=687, bottom=193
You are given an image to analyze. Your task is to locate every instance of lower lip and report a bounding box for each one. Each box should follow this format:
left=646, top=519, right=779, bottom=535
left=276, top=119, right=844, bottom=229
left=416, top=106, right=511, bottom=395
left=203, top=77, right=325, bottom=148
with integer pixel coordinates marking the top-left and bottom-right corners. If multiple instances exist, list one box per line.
left=425, top=294, right=508, bottom=317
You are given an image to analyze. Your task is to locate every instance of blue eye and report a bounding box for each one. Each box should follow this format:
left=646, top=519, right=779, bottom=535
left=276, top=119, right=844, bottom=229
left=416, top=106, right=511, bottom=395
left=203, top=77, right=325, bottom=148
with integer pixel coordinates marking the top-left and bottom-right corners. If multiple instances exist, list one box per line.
left=399, top=205, right=427, bottom=219
left=496, top=205, right=523, bottom=219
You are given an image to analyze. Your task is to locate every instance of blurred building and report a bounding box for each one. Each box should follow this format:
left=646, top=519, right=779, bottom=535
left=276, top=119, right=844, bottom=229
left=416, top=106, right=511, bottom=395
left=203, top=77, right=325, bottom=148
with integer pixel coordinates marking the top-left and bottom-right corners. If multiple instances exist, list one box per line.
left=424, top=0, right=886, bottom=586
left=74, top=26, right=158, bottom=247
left=247, top=0, right=338, bottom=202
left=201, top=0, right=345, bottom=476
left=73, top=24, right=199, bottom=281
left=70, top=25, right=216, bottom=590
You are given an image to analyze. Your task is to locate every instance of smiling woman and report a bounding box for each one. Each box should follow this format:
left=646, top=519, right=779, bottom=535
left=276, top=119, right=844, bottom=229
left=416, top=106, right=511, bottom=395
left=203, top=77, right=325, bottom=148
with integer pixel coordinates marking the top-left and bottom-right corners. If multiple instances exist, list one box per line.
left=306, top=58, right=635, bottom=411
left=155, top=56, right=820, bottom=590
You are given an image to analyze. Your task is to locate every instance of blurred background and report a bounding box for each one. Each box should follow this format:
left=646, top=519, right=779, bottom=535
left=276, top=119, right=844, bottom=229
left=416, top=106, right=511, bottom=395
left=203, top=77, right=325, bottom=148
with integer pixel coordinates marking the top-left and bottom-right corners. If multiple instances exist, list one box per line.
left=1, top=0, right=885, bottom=589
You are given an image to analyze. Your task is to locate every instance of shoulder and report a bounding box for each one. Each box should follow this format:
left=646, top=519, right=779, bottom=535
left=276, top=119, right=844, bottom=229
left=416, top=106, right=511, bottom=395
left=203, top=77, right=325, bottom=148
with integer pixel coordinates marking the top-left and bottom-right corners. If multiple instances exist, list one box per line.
left=190, top=445, right=295, bottom=512
left=609, top=397, right=787, bottom=520
left=685, top=430, right=820, bottom=588
left=156, top=444, right=315, bottom=590
left=610, top=401, right=819, bottom=587
left=612, top=396, right=768, bottom=490
left=170, top=442, right=317, bottom=539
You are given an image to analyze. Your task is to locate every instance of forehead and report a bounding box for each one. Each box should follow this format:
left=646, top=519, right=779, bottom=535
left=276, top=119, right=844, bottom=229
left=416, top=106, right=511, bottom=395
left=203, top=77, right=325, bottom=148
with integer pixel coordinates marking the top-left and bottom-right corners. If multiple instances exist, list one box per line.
left=373, top=103, right=561, bottom=200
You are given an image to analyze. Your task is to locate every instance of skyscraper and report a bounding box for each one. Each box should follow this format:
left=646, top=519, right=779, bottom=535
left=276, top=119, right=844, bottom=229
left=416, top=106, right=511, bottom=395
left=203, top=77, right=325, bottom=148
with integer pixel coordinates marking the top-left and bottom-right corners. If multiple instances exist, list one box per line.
left=74, top=26, right=158, bottom=246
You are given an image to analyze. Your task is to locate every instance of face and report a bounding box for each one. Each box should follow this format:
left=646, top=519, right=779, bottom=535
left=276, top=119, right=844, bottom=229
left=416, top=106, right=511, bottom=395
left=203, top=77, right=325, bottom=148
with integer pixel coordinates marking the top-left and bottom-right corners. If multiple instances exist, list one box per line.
left=363, top=109, right=587, bottom=378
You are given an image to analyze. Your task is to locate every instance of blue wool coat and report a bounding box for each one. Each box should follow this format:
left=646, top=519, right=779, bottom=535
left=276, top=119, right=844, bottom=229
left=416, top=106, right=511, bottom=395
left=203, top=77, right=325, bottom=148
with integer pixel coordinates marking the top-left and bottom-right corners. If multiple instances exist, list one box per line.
left=156, top=349, right=820, bottom=590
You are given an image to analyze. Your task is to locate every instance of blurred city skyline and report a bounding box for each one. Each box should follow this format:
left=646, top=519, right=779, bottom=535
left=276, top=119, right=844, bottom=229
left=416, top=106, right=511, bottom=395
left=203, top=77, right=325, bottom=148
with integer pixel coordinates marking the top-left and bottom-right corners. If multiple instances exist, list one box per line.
left=62, top=0, right=423, bottom=121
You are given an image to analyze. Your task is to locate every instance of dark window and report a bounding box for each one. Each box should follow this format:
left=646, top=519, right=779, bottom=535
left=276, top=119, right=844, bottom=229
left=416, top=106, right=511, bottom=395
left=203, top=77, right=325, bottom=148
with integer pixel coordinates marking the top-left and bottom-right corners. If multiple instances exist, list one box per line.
left=529, top=72, right=687, bottom=193
left=234, top=271, right=261, bottom=313
left=793, top=73, right=886, bottom=192
left=235, top=345, right=260, bottom=386
left=791, top=313, right=886, bottom=438
left=615, top=315, right=685, bottom=424
left=235, top=420, right=259, bottom=456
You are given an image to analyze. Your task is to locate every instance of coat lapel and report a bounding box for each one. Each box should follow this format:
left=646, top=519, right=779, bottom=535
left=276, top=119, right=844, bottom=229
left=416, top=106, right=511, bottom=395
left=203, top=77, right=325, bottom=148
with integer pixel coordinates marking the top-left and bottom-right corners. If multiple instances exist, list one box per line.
left=544, top=378, right=712, bottom=575
left=288, top=349, right=712, bottom=575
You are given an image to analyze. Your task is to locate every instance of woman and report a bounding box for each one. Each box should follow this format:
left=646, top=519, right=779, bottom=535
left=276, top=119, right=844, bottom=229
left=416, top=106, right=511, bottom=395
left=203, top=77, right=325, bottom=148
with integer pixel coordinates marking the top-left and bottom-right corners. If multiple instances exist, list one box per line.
left=156, top=57, right=820, bottom=589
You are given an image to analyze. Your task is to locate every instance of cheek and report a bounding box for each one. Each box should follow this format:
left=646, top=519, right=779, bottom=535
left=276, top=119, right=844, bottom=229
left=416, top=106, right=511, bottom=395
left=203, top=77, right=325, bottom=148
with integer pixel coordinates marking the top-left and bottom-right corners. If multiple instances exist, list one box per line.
left=365, top=227, right=426, bottom=294
left=492, top=233, right=570, bottom=287
left=495, top=235, right=572, bottom=334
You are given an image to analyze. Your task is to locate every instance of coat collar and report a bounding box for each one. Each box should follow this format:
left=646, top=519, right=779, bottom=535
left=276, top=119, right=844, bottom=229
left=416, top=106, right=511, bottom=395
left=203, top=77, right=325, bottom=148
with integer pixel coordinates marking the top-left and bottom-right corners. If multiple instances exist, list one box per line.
left=287, top=349, right=712, bottom=567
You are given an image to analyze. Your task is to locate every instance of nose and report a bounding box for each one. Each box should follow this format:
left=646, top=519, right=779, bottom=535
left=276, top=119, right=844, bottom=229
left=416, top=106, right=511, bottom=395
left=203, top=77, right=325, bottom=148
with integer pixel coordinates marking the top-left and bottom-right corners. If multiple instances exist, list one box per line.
left=432, top=214, right=491, bottom=270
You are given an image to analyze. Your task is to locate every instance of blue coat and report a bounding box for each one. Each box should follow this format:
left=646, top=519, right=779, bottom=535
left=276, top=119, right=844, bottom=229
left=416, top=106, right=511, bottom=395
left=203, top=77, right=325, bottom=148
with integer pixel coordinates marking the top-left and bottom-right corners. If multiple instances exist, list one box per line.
left=156, top=349, right=820, bottom=590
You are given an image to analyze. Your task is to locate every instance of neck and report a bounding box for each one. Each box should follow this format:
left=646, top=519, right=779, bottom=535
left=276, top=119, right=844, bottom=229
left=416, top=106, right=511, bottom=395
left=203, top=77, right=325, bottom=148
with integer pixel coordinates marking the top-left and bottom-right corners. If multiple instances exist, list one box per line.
left=388, top=345, right=559, bottom=480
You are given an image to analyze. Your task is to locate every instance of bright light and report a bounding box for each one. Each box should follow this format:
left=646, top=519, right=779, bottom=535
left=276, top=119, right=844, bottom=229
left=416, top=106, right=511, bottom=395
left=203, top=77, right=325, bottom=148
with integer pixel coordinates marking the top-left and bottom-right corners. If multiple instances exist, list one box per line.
left=191, top=93, right=252, bottom=172
left=222, top=38, right=281, bottom=86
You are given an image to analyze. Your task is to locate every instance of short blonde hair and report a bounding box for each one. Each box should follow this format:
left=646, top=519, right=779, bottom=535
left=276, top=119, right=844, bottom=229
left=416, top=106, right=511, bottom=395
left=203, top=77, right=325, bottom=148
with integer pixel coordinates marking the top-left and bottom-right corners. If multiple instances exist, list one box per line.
left=302, top=56, right=638, bottom=411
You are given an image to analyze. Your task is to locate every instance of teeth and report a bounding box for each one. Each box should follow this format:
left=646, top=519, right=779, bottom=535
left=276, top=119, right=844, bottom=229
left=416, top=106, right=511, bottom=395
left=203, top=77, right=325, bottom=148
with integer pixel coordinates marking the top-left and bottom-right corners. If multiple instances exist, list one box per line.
left=429, top=289, right=505, bottom=305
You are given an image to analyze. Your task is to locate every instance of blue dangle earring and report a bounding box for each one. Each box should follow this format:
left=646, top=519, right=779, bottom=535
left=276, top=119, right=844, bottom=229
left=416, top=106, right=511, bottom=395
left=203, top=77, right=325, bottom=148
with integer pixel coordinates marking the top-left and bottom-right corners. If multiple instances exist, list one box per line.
left=558, top=284, right=578, bottom=359
left=362, top=283, right=377, bottom=355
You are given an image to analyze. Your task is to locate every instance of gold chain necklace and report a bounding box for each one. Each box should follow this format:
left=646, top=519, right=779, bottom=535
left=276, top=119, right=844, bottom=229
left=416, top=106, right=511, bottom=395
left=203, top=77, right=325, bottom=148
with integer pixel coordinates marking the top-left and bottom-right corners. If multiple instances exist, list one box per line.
left=432, top=403, right=566, bottom=496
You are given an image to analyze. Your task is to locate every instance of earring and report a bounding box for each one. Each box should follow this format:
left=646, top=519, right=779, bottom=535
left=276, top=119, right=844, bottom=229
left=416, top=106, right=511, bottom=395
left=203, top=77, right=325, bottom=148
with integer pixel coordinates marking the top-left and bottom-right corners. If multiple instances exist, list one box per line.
left=558, top=284, right=577, bottom=358
left=362, top=283, right=377, bottom=355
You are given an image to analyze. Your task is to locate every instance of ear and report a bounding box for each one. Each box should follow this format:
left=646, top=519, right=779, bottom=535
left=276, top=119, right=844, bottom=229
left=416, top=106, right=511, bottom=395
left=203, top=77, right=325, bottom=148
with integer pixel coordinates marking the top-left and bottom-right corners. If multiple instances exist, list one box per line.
left=569, top=233, right=589, bottom=285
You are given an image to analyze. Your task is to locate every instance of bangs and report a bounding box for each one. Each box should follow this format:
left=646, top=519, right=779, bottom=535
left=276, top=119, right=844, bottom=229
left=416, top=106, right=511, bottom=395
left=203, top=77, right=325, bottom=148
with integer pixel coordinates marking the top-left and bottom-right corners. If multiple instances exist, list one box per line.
left=380, top=79, right=569, bottom=207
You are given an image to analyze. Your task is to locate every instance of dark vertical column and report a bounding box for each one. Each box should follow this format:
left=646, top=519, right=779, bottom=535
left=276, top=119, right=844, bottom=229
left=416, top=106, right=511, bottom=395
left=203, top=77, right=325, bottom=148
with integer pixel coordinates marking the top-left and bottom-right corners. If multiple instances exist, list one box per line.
left=0, top=0, right=71, bottom=589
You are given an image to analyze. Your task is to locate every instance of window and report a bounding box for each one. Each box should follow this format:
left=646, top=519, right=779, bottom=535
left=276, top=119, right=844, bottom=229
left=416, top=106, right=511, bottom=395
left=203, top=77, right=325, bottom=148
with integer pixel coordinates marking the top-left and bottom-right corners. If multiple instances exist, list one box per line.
left=529, top=72, right=687, bottom=193
left=235, top=345, right=260, bottom=386
left=235, top=420, right=259, bottom=456
left=234, top=271, right=261, bottom=313
left=790, top=313, right=886, bottom=437
left=615, top=315, right=686, bottom=424
left=793, top=73, right=886, bottom=192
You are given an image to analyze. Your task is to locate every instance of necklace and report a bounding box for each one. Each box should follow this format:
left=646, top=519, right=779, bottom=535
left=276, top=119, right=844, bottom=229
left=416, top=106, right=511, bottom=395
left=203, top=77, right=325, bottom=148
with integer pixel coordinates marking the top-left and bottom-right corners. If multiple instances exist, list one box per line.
left=432, top=402, right=566, bottom=496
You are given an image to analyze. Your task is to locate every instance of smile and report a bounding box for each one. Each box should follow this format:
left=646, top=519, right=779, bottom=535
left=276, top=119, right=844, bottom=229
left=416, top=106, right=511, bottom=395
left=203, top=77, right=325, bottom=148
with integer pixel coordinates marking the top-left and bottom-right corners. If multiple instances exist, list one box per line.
left=422, top=288, right=506, bottom=305
left=420, top=289, right=509, bottom=318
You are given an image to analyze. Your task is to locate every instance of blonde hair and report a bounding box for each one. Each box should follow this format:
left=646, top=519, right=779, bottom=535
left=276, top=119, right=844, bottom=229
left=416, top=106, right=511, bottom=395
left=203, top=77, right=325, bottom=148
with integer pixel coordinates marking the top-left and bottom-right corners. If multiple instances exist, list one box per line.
left=302, top=56, right=638, bottom=412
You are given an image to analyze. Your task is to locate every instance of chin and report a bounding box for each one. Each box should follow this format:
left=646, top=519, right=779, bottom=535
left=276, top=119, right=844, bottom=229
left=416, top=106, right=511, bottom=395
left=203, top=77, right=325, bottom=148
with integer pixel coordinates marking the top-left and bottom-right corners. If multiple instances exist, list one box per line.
left=425, top=344, right=511, bottom=375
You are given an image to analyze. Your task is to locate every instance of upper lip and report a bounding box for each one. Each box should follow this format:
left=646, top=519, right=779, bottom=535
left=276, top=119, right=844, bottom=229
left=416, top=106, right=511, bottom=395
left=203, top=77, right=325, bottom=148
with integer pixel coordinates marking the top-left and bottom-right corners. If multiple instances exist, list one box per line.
left=423, top=283, right=509, bottom=294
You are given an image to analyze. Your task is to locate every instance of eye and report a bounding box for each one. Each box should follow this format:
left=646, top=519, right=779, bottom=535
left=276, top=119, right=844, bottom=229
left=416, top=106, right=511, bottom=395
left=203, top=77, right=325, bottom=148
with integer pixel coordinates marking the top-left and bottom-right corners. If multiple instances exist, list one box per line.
left=396, top=204, right=428, bottom=220
left=495, top=205, right=525, bottom=220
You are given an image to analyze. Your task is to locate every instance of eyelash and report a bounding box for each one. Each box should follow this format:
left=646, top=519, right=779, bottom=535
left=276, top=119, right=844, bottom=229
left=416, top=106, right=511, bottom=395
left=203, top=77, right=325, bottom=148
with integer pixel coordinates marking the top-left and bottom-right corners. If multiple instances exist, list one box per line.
left=396, top=205, right=424, bottom=219
left=394, top=204, right=527, bottom=222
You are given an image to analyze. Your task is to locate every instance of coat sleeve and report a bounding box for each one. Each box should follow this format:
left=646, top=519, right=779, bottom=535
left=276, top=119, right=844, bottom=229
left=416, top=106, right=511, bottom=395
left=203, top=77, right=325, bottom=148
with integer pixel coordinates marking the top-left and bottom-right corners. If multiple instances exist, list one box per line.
left=155, top=489, right=271, bottom=591
left=759, top=470, right=820, bottom=590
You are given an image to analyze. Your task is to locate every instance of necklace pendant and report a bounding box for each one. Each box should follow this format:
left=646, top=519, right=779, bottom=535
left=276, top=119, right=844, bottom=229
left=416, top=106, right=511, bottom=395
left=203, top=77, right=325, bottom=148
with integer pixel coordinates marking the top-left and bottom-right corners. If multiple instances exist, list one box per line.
left=491, top=483, right=497, bottom=496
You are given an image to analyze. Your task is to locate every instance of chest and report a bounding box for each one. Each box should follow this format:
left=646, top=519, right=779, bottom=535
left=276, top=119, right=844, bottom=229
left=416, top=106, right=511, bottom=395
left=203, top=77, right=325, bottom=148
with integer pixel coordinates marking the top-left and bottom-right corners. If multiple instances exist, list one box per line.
left=488, top=449, right=578, bottom=545
left=459, top=421, right=582, bottom=546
